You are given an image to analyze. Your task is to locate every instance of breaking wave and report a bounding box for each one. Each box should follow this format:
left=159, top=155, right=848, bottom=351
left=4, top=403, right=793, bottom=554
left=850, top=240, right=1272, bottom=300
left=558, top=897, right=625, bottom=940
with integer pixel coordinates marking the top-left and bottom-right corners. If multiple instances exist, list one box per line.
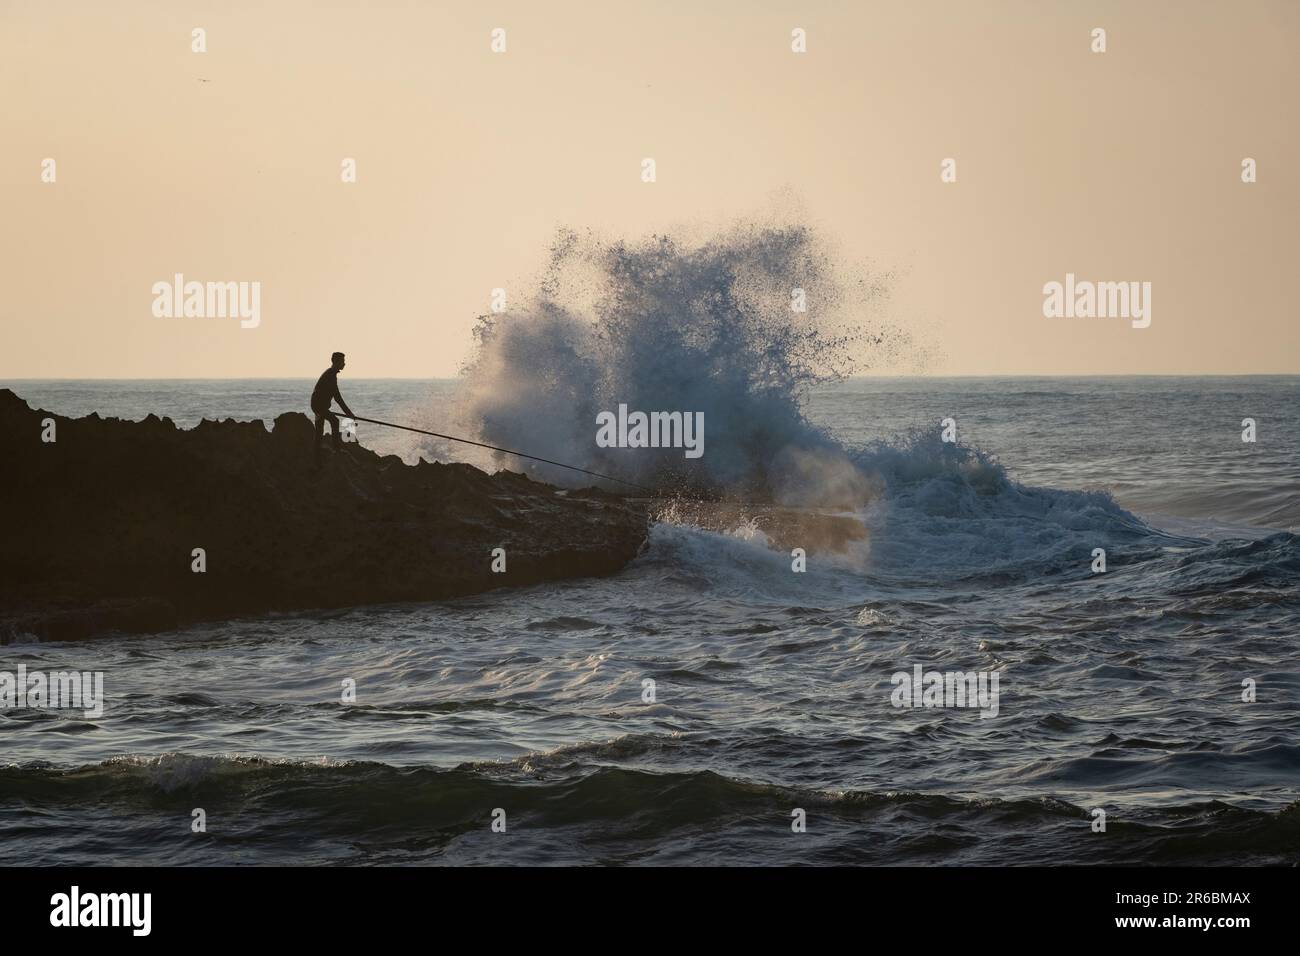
left=454, top=218, right=915, bottom=502
left=449, top=217, right=1185, bottom=575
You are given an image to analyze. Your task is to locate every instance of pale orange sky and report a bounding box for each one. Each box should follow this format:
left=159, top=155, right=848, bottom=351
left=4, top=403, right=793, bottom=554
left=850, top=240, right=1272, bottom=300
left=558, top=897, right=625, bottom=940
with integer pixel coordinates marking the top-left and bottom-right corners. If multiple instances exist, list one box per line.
left=1, top=0, right=1295, bottom=378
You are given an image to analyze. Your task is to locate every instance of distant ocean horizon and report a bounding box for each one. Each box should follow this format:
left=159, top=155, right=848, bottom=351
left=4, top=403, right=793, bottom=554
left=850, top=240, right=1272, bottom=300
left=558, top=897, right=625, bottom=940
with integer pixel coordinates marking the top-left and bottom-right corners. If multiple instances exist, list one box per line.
left=6, top=375, right=1297, bottom=530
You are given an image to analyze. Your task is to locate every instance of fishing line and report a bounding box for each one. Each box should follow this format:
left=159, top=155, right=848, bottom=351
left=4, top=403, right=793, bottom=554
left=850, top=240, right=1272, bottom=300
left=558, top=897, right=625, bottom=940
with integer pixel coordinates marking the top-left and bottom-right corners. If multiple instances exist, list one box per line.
left=345, top=414, right=659, bottom=494
left=344, top=414, right=851, bottom=516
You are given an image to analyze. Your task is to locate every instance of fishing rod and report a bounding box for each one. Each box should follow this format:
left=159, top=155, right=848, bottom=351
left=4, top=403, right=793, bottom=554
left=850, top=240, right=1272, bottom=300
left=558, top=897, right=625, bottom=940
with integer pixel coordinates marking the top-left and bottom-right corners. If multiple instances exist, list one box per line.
left=345, top=414, right=659, bottom=494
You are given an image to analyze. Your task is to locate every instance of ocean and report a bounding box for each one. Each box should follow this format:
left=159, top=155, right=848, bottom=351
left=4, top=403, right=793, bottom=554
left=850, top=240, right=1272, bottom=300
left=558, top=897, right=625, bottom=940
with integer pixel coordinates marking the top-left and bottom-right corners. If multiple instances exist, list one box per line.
left=2, top=376, right=1298, bottom=865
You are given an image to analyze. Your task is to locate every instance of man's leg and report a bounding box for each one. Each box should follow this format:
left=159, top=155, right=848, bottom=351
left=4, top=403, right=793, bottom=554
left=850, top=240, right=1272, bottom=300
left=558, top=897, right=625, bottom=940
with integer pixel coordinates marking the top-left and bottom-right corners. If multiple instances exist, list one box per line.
left=326, top=411, right=342, bottom=449
left=313, top=412, right=326, bottom=464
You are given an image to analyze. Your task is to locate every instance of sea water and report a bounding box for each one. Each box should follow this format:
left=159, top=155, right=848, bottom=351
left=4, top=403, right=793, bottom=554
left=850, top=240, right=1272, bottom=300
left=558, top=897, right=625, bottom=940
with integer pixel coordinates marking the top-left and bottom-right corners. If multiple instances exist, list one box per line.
left=0, top=375, right=1296, bottom=865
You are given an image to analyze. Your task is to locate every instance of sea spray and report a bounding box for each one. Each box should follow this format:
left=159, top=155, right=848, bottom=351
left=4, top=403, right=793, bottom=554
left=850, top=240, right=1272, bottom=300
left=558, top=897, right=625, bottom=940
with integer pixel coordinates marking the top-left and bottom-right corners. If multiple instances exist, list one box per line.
left=455, top=219, right=913, bottom=503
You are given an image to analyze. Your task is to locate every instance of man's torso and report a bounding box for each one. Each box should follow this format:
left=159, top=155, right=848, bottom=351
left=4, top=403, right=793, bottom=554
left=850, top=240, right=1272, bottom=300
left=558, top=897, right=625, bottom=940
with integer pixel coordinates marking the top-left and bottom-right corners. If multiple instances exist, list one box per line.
left=311, top=368, right=337, bottom=411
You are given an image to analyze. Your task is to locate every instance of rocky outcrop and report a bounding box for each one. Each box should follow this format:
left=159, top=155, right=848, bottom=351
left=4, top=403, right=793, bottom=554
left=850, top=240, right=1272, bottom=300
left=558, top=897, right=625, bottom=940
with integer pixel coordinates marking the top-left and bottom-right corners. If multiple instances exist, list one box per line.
left=0, top=389, right=649, bottom=642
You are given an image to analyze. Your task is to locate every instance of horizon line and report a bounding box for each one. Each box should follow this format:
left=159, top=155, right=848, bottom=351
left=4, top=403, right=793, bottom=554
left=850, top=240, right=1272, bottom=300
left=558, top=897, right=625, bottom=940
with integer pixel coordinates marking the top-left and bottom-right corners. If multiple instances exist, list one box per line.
left=3, top=372, right=1299, bottom=382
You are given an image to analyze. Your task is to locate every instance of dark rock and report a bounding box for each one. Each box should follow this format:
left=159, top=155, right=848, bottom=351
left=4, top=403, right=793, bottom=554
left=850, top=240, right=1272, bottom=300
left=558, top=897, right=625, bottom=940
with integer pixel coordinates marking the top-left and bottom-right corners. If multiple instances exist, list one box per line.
left=0, top=389, right=649, bottom=642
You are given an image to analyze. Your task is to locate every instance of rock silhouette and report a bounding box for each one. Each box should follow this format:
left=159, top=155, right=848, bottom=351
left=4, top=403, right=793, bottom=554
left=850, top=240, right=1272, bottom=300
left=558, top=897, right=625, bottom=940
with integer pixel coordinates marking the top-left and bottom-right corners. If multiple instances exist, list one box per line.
left=0, top=389, right=649, bottom=642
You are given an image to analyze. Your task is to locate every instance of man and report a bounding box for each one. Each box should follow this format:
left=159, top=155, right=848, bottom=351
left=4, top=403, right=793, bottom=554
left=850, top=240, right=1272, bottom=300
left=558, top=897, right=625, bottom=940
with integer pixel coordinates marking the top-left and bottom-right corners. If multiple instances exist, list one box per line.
left=311, top=352, right=355, bottom=464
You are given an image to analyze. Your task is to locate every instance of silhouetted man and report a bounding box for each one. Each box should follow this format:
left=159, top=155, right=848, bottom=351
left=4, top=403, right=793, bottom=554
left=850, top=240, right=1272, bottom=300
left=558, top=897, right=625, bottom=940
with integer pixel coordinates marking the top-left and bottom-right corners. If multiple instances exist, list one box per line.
left=312, top=352, right=354, bottom=464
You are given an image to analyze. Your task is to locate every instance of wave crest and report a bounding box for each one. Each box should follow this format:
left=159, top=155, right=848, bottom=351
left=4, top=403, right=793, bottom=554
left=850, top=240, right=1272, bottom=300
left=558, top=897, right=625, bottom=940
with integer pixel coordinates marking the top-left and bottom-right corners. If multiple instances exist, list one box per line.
left=456, top=220, right=910, bottom=501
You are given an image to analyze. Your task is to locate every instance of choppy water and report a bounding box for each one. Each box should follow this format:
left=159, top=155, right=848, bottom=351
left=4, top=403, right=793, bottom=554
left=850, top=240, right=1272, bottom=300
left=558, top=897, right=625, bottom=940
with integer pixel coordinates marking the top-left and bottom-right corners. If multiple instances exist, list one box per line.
left=2, top=377, right=1298, bottom=865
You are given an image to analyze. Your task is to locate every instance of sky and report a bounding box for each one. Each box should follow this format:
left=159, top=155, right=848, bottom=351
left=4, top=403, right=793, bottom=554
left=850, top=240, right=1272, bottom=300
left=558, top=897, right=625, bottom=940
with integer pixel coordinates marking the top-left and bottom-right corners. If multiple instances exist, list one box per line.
left=1, top=0, right=1296, bottom=378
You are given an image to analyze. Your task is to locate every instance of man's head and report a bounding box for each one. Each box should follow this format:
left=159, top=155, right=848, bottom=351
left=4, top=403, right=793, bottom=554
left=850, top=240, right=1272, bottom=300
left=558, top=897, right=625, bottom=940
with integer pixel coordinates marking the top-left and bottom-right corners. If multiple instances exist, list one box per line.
left=331, top=351, right=346, bottom=371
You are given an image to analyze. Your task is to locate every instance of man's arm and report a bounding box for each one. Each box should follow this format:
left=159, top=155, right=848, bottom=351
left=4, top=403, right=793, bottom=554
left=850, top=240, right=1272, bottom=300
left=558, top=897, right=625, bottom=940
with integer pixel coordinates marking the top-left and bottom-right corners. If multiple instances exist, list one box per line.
left=333, top=378, right=354, bottom=418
